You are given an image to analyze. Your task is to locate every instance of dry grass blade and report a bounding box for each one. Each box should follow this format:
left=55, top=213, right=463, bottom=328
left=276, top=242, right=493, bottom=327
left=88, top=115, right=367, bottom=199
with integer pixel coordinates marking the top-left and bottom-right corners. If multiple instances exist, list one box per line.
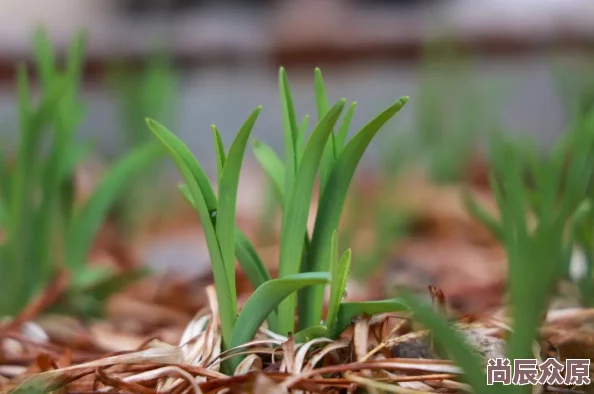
left=384, top=330, right=430, bottom=349
left=209, top=338, right=284, bottom=369
left=158, top=286, right=222, bottom=393
left=545, top=307, right=594, bottom=323
left=179, top=286, right=221, bottom=368
left=0, top=365, right=28, bottom=378
left=359, top=318, right=410, bottom=362
left=430, top=378, right=473, bottom=392
left=252, top=373, right=289, bottom=394
left=131, top=365, right=203, bottom=393
left=353, top=316, right=378, bottom=394
left=387, top=372, right=459, bottom=383
left=123, top=364, right=225, bottom=383
left=294, top=337, right=332, bottom=374
left=280, top=358, right=461, bottom=389
left=9, top=345, right=183, bottom=392
left=257, top=327, right=289, bottom=343
left=344, top=372, right=430, bottom=393
left=353, top=316, right=370, bottom=362
left=234, top=354, right=263, bottom=376
left=302, top=339, right=349, bottom=373
left=95, top=365, right=157, bottom=393
left=280, top=335, right=296, bottom=374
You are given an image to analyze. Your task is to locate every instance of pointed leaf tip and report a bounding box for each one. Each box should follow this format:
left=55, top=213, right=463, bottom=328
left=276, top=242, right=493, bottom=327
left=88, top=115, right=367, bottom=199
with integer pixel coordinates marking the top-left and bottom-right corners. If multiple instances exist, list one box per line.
left=145, top=117, right=158, bottom=127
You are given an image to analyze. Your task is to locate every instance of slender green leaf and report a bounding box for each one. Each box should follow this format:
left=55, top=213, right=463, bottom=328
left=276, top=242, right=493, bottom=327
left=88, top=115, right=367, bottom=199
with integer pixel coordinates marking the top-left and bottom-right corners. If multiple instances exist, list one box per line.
left=147, top=120, right=217, bottom=209
left=334, top=102, right=357, bottom=154
left=325, top=232, right=351, bottom=335
left=276, top=99, right=346, bottom=335
left=178, top=183, right=195, bottom=206
left=235, top=229, right=272, bottom=289
left=293, top=325, right=328, bottom=343
left=65, top=142, right=162, bottom=271
left=63, top=31, right=87, bottom=93
left=9, top=67, right=69, bottom=307
left=33, top=106, right=70, bottom=289
left=179, top=183, right=271, bottom=289
left=70, top=266, right=116, bottom=290
left=32, top=28, right=56, bottom=87
left=401, top=294, right=496, bottom=394
left=211, top=125, right=226, bottom=182
left=7, top=65, right=32, bottom=240
left=279, top=67, right=299, bottom=191
left=314, top=68, right=336, bottom=194
left=1, top=31, right=90, bottom=316
left=0, top=199, right=7, bottom=226
left=252, top=139, right=285, bottom=205
left=229, top=272, right=330, bottom=369
left=332, top=299, right=408, bottom=339
left=299, top=97, right=408, bottom=330
left=295, top=114, right=310, bottom=166
left=217, top=108, right=262, bottom=295
left=59, top=143, right=92, bottom=181
left=147, top=119, right=236, bottom=349
left=462, top=188, right=504, bottom=242
left=314, top=69, right=330, bottom=119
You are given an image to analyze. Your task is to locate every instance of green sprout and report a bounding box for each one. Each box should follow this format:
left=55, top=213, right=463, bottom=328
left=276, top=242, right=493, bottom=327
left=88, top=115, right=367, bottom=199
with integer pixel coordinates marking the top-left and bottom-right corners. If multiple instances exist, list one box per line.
left=146, top=67, right=409, bottom=372
left=402, top=107, right=594, bottom=394
left=553, top=57, right=594, bottom=307
left=0, top=28, right=160, bottom=318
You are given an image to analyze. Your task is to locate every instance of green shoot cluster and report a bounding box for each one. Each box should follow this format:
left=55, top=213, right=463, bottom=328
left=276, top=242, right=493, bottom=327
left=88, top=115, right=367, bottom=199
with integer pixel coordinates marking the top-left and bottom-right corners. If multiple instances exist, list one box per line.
left=147, top=68, right=410, bottom=372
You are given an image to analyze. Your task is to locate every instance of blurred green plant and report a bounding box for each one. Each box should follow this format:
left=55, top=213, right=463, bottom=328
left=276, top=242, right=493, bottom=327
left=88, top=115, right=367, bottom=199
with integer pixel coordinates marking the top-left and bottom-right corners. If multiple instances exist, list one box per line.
left=346, top=43, right=498, bottom=282
left=147, top=67, right=410, bottom=373
left=402, top=109, right=594, bottom=393
left=553, top=54, right=594, bottom=122
left=379, top=41, right=494, bottom=184
left=551, top=56, right=594, bottom=307
left=107, top=54, right=177, bottom=235
left=342, top=188, right=413, bottom=281
left=0, top=28, right=160, bottom=318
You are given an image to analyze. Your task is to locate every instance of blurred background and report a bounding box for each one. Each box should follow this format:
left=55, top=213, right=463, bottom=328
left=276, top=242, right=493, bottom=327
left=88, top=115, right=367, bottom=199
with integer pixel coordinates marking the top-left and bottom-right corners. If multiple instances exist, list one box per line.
left=1, top=0, right=593, bottom=159
left=2, top=0, right=594, bottom=310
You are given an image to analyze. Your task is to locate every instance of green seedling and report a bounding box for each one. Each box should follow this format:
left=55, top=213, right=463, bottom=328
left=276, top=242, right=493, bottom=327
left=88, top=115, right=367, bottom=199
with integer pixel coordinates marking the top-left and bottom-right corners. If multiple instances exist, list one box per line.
left=552, top=59, right=594, bottom=306
left=147, top=67, right=409, bottom=372
left=405, top=110, right=594, bottom=394
left=570, top=199, right=594, bottom=306
left=563, top=111, right=594, bottom=307
left=0, top=28, right=160, bottom=318
left=108, top=54, right=177, bottom=236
